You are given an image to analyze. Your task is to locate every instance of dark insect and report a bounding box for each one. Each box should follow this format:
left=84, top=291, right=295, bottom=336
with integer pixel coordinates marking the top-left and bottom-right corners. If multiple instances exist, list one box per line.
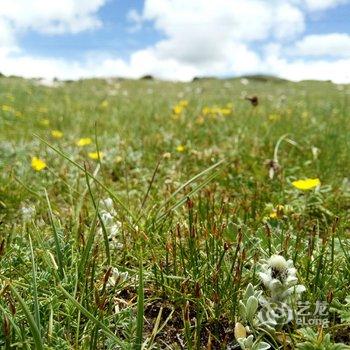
left=245, top=95, right=259, bottom=106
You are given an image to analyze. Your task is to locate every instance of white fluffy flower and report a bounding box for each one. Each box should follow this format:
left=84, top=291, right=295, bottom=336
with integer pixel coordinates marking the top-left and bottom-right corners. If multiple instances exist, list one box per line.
left=20, top=205, right=35, bottom=222
left=99, top=197, right=114, bottom=212
left=268, top=255, right=288, bottom=272
left=100, top=211, right=115, bottom=226
left=259, top=254, right=305, bottom=302
left=106, top=267, right=128, bottom=288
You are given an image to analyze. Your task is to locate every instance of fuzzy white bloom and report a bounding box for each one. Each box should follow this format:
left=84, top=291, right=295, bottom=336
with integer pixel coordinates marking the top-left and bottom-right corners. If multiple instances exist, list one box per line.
left=99, top=197, right=114, bottom=212
left=20, top=205, right=35, bottom=222
left=100, top=211, right=114, bottom=225
left=109, top=222, right=122, bottom=237
left=259, top=254, right=305, bottom=302
left=108, top=222, right=124, bottom=249
left=106, top=267, right=128, bottom=288
left=268, top=255, right=288, bottom=271
left=98, top=219, right=123, bottom=249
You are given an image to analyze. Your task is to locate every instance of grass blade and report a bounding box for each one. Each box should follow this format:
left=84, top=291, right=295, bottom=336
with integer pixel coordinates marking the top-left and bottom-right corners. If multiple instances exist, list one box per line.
left=83, top=163, right=111, bottom=265
left=134, top=258, right=144, bottom=350
left=58, top=285, right=124, bottom=347
left=156, top=169, right=222, bottom=223
left=28, top=234, right=41, bottom=332
left=9, top=284, right=44, bottom=350
left=45, top=189, right=65, bottom=279
left=159, top=158, right=225, bottom=210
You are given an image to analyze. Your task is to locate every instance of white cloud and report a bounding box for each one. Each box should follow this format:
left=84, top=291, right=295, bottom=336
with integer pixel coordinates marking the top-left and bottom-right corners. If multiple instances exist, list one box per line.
left=264, top=52, right=350, bottom=83
left=293, top=33, right=350, bottom=57
left=0, top=18, right=16, bottom=48
left=0, top=0, right=106, bottom=43
left=273, top=3, right=305, bottom=39
left=138, top=0, right=305, bottom=67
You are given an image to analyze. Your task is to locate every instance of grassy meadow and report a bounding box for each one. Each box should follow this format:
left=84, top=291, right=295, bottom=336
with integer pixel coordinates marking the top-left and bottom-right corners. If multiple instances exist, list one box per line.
left=0, top=75, right=350, bottom=349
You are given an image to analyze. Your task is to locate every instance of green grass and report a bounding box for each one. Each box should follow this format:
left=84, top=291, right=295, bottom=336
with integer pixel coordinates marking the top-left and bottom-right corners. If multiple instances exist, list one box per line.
left=0, top=76, right=350, bottom=349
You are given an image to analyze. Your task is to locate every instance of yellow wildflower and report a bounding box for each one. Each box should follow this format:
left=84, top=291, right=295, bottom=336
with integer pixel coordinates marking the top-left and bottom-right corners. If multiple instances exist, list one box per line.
left=220, top=108, right=232, bottom=116
left=88, top=151, right=104, bottom=160
left=76, top=137, right=92, bottom=147
left=202, top=107, right=211, bottom=115
left=179, top=100, right=189, bottom=107
left=301, top=111, right=308, bottom=119
left=269, top=211, right=277, bottom=219
left=292, top=178, right=320, bottom=190
left=269, top=205, right=284, bottom=219
left=31, top=157, right=46, bottom=171
left=269, top=114, right=280, bottom=122
left=176, top=144, right=185, bottom=153
left=51, top=130, right=63, bottom=139
left=101, top=100, right=109, bottom=108
left=211, top=107, right=221, bottom=115
left=173, top=105, right=183, bottom=115
left=40, top=119, right=50, bottom=126
left=2, top=105, right=15, bottom=113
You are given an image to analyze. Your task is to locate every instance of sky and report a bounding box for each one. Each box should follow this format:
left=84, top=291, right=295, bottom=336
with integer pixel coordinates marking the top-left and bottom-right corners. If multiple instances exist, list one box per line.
left=0, top=0, right=350, bottom=82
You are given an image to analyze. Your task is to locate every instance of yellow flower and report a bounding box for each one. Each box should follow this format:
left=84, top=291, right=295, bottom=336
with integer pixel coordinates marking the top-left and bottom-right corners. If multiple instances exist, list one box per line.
left=88, top=151, right=104, bottom=160
left=173, top=105, right=183, bottom=115
left=269, top=211, right=277, bottom=219
left=301, top=111, right=308, bottom=119
left=202, top=107, right=211, bottom=115
left=179, top=100, right=189, bottom=107
left=51, top=130, right=63, bottom=139
left=269, top=205, right=284, bottom=219
left=292, top=178, right=320, bottom=190
left=176, top=144, right=185, bottom=153
left=31, top=157, right=46, bottom=171
left=40, top=119, right=50, bottom=126
left=100, top=100, right=109, bottom=108
left=211, top=107, right=221, bottom=115
left=220, top=108, right=232, bottom=116
left=269, top=114, right=280, bottom=122
left=76, top=137, right=92, bottom=147
left=2, top=105, right=14, bottom=112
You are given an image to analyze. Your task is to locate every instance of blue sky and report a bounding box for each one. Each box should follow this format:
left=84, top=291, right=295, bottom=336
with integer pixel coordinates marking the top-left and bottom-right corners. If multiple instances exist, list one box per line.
left=1, top=0, right=350, bottom=82
left=20, top=0, right=160, bottom=60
